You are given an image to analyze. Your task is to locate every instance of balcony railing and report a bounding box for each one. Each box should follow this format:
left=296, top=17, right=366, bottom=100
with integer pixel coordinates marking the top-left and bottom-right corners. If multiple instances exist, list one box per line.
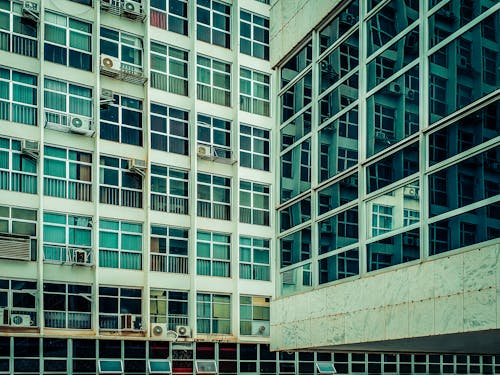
left=45, top=178, right=92, bottom=201
left=100, top=186, right=142, bottom=208
left=0, top=31, right=38, bottom=58
left=197, top=201, right=230, bottom=220
left=44, top=311, right=91, bottom=329
left=197, top=259, right=229, bottom=277
left=167, top=315, right=188, bottom=331
left=43, top=245, right=93, bottom=265
left=44, top=110, right=94, bottom=136
left=151, top=194, right=188, bottom=214
left=151, top=253, right=188, bottom=274
left=0, top=170, right=37, bottom=194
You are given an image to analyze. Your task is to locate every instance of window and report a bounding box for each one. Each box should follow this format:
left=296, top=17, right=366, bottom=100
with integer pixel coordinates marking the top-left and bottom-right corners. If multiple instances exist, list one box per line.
left=43, top=282, right=91, bottom=329
left=197, top=173, right=231, bottom=220
left=0, top=279, right=37, bottom=327
left=0, top=137, right=37, bottom=194
left=196, top=231, right=230, bottom=277
left=240, top=67, right=270, bottom=116
left=196, top=293, right=230, bottom=334
left=99, top=219, right=143, bottom=270
left=240, top=124, right=270, bottom=171
left=44, top=12, right=92, bottom=71
left=240, top=10, right=269, bottom=60
left=403, top=209, right=419, bottom=227
left=43, top=212, right=92, bottom=265
left=70, top=0, right=92, bottom=5
left=197, top=55, right=231, bottom=107
left=0, top=1, right=38, bottom=57
left=196, top=0, right=231, bottom=48
left=99, top=155, right=143, bottom=208
left=372, top=204, right=393, bottom=236
left=0, top=66, right=37, bottom=125
left=100, top=94, right=143, bottom=146
left=150, top=41, right=188, bottom=95
left=150, top=0, right=188, bottom=35
left=44, top=77, right=92, bottom=128
left=150, top=289, right=188, bottom=330
left=150, top=164, right=188, bottom=215
left=239, top=236, right=270, bottom=281
left=197, top=114, right=232, bottom=159
left=43, top=145, right=92, bottom=201
left=239, top=180, right=270, bottom=226
left=100, top=27, right=143, bottom=72
left=150, top=103, right=189, bottom=155
left=0, top=205, right=37, bottom=261
left=99, top=286, right=142, bottom=330
left=240, top=296, right=270, bottom=336
left=150, top=225, right=188, bottom=274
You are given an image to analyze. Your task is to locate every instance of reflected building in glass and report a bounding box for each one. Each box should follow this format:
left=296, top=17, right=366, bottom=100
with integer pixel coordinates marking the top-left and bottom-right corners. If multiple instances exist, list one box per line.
left=273, top=0, right=500, bottom=358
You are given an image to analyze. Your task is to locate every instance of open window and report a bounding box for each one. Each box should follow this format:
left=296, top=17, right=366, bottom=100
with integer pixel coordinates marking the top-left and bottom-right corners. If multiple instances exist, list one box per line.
left=195, top=360, right=217, bottom=374
left=316, top=362, right=337, bottom=374
left=98, top=359, right=123, bottom=374
left=149, top=360, right=172, bottom=374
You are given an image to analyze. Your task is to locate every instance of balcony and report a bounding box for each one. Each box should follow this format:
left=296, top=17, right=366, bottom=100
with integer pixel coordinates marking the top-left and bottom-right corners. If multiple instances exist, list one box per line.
left=150, top=253, right=188, bottom=274
left=100, top=186, right=143, bottom=208
left=44, top=177, right=92, bottom=201
left=151, top=194, right=188, bottom=215
left=197, top=201, right=230, bottom=220
left=44, top=311, right=91, bottom=329
left=0, top=170, right=37, bottom=194
left=100, top=0, right=146, bottom=22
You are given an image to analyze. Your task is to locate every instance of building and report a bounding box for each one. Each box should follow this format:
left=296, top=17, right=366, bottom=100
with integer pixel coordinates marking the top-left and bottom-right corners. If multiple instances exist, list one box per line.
left=271, top=0, right=500, bottom=364
left=0, top=0, right=499, bottom=374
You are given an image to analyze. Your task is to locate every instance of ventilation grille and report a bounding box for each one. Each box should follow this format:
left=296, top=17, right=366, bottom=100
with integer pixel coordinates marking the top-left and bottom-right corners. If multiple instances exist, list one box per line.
left=0, top=233, right=31, bottom=261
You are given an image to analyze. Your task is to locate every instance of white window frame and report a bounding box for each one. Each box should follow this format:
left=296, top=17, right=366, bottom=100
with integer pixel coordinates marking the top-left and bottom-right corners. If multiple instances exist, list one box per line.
left=197, top=172, right=231, bottom=220
left=150, top=224, right=189, bottom=274
left=239, top=236, right=271, bottom=281
left=239, top=180, right=270, bottom=226
left=99, top=219, right=143, bottom=270
left=240, top=67, right=270, bottom=116
left=0, top=67, right=37, bottom=126
left=196, top=55, right=231, bottom=107
left=150, top=41, right=188, bottom=95
left=196, top=231, right=231, bottom=277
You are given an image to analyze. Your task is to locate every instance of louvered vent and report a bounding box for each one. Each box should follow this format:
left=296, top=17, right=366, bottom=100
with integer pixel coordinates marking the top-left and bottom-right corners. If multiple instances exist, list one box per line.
left=0, top=233, right=31, bottom=261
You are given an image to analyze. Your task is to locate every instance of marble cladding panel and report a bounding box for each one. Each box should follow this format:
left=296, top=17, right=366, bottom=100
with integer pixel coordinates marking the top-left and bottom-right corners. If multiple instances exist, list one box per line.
left=434, top=294, right=464, bottom=334
left=463, top=289, right=497, bottom=331
left=271, top=244, right=500, bottom=349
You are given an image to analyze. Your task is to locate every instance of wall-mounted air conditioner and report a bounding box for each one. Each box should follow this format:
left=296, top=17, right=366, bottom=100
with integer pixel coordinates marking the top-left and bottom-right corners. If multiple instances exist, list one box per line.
left=176, top=325, right=192, bottom=337
left=197, top=144, right=213, bottom=159
left=121, top=314, right=141, bottom=330
left=129, top=158, right=147, bottom=176
left=22, top=1, right=39, bottom=21
left=100, top=54, right=121, bottom=76
left=387, top=82, right=403, bottom=95
left=73, top=249, right=88, bottom=265
left=100, top=88, right=114, bottom=106
left=10, top=314, right=31, bottom=327
left=21, top=139, right=39, bottom=159
left=251, top=321, right=270, bottom=336
left=123, top=0, right=142, bottom=16
left=403, top=186, right=419, bottom=199
left=69, top=116, right=92, bottom=135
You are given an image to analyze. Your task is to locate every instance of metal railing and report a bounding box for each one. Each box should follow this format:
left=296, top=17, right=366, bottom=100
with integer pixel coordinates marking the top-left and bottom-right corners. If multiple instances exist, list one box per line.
left=44, top=311, right=91, bottom=329
left=43, top=245, right=92, bottom=265
left=151, top=253, right=188, bottom=274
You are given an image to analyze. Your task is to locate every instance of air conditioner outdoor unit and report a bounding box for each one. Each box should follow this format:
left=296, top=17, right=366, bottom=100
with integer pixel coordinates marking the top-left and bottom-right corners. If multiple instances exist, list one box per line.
left=10, top=314, right=31, bottom=327
left=436, top=8, right=455, bottom=22
left=251, top=321, right=270, bottom=336
left=406, top=89, right=417, bottom=101
left=197, top=144, right=213, bottom=159
left=129, top=158, right=147, bottom=176
left=151, top=323, right=170, bottom=339
left=339, top=12, right=355, bottom=26
left=21, top=139, right=40, bottom=159
left=320, top=61, right=339, bottom=83
left=69, top=116, right=92, bottom=134
left=73, top=249, right=88, bottom=264
left=123, top=0, right=141, bottom=16
left=375, top=131, right=388, bottom=141
left=100, top=88, right=114, bottom=104
left=403, top=236, right=417, bottom=247
left=388, top=82, right=403, bottom=95
left=404, top=186, right=419, bottom=199
left=100, top=0, right=111, bottom=9
left=457, top=55, right=471, bottom=71
left=22, top=1, right=39, bottom=21
left=176, top=325, right=192, bottom=337
left=100, top=54, right=121, bottom=75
